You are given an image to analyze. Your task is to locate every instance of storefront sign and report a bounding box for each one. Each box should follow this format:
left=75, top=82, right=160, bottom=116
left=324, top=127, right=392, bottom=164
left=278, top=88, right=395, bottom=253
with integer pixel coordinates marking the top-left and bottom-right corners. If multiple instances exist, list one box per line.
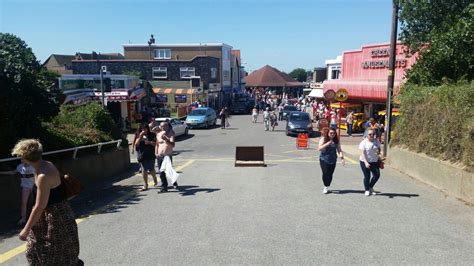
left=324, top=89, right=336, bottom=101
left=362, top=48, right=407, bottom=69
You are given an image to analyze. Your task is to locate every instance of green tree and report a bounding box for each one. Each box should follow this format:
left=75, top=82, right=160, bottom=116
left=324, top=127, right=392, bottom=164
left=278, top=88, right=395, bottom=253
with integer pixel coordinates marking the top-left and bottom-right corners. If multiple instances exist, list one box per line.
left=288, top=68, right=308, bottom=82
left=399, top=1, right=473, bottom=85
left=0, top=33, right=59, bottom=157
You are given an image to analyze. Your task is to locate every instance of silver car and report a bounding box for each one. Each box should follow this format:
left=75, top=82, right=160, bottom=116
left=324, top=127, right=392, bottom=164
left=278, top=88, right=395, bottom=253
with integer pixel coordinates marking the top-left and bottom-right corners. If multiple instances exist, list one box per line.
left=154, top=117, right=188, bottom=137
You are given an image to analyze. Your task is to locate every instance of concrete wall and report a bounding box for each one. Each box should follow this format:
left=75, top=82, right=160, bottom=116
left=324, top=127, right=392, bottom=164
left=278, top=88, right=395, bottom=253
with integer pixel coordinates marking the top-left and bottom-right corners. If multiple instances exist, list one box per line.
left=388, top=146, right=473, bottom=204
left=0, top=148, right=130, bottom=216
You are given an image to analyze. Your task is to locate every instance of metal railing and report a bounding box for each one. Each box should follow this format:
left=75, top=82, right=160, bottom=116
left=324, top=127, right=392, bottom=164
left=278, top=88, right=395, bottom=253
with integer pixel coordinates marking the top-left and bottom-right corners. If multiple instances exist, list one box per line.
left=0, top=140, right=123, bottom=163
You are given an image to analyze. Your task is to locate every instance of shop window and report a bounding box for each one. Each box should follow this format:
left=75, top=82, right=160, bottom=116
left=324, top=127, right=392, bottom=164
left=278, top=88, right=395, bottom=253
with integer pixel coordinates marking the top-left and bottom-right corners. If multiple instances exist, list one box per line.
left=174, top=94, right=187, bottom=103
left=211, top=68, right=217, bottom=79
left=180, top=67, right=195, bottom=78
left=156, top=94, right=168, bottom=103
left=154, top=49, right=171, bottom=59
left=152, top=67, right=167, bottom=79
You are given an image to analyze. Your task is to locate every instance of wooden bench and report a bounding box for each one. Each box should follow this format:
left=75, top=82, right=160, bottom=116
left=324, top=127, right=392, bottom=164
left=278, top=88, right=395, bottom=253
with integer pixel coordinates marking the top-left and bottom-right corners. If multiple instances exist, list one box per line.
left=235, top=146, right=266, bottom=167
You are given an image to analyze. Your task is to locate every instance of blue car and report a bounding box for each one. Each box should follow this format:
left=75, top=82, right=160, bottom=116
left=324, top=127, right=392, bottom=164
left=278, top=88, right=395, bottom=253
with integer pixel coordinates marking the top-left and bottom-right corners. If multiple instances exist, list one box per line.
left=185, top=107, right=217, bottom=128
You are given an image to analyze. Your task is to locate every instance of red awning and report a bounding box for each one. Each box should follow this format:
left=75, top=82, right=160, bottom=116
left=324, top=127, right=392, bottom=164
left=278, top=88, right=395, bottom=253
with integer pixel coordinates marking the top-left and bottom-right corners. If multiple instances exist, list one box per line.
left=323, top=80, right=401, bottom=102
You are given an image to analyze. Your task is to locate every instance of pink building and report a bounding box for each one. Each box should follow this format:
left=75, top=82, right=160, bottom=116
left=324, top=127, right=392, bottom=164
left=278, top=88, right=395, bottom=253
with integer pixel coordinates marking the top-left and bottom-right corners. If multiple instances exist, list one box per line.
left=323, top=43, right=418, bottom=103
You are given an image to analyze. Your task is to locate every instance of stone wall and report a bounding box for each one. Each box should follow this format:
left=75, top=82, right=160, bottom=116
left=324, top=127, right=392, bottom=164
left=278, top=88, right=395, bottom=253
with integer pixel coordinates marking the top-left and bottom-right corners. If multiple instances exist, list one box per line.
left=387, top=146, right=473, bottom=204
left=72, top=56, right=221, bottom=89
left=0, top=148, right=131, bottom=217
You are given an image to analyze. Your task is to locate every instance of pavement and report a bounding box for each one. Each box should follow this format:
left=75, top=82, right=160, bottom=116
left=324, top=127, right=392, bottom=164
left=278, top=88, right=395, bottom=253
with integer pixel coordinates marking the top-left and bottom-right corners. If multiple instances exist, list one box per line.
left=1, top=114, right=473, bottom=265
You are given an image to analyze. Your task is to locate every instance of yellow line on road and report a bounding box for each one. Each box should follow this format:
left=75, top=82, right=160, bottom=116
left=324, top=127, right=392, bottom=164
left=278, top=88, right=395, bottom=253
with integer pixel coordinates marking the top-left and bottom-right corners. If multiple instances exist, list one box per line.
left=0, top=160, right=195, bottom=264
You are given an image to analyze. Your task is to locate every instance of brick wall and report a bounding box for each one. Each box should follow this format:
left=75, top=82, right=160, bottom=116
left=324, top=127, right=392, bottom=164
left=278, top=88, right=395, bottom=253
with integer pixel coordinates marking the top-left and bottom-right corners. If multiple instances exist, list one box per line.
left=72, top=56, right=220, bottom=89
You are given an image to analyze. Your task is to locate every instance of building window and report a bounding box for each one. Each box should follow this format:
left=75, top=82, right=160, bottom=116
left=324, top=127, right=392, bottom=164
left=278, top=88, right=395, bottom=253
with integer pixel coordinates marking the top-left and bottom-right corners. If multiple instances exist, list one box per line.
left=180, top=67, right=195, bottom=78
left=211, top=68, right=217, bottom=79
left=154, top=49, right=171, bottom=59
left=331, top=66, right=341, bottom=79
left=223, top=70, right=230, bottom=81
left=152, top=67, right=167, bottom=79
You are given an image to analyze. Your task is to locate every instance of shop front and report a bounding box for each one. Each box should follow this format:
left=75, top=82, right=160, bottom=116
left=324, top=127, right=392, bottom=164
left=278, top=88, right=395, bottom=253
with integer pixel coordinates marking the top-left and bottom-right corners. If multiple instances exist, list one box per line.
left=59, top=74, right=146, bottom=131
left=152, top=87, right=198, bottom=119
left=323, top=43, right=418, bottom=119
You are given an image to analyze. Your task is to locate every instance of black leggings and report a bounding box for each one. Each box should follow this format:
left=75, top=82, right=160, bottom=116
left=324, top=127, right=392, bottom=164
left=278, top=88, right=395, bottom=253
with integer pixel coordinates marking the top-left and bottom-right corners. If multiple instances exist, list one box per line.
left=320, top=160, right=336, bottom=187
left=360, top=161, right=380, bottom=191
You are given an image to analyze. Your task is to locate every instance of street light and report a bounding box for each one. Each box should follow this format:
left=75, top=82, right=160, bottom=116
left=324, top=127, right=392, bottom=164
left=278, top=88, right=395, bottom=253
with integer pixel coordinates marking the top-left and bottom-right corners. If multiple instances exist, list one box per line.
left=148, top=34, right=155, bottom=60
left=383, top=0, right=400, bottom=157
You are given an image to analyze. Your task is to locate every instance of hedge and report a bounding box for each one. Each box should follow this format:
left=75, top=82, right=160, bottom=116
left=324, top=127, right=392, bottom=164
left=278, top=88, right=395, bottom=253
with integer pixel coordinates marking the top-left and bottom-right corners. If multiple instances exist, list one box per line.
left=393, top=81, right=474, bottom=167
left=39, top=103, right=125, bottom=152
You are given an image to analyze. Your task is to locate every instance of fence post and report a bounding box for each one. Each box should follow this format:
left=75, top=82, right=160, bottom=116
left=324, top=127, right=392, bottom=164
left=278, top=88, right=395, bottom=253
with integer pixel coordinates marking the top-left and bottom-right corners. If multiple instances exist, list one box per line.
left=97, top=144, right=103, bottom=154
left=73, top=148, right=78, bottom=159
left=117, top=140, right=122, bottom=149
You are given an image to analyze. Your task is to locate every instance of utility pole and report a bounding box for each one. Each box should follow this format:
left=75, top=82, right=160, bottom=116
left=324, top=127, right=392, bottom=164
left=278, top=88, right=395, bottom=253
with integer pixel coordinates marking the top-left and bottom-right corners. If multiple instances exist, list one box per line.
left=100, top=65, right=106, bottom=107
left=384, top=0, right=399, bottom=157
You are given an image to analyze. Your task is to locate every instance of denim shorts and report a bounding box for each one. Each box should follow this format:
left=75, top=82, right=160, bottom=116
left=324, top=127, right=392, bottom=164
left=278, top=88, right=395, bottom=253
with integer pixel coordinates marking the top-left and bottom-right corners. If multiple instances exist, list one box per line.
left=140, top=159, right=155, bottom=172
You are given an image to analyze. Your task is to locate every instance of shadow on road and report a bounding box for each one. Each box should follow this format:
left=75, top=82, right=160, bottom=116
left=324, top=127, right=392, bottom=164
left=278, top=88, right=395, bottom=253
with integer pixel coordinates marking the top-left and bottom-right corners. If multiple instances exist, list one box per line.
left=176, top=134, right=195, bottom=142
left=171, top=185, right=220, bottom=196
left=331, top=189, right=420, bottom=198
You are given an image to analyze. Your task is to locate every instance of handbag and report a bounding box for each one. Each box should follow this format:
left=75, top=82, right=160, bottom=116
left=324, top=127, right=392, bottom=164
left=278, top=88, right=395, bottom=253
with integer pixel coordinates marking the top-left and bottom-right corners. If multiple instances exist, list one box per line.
left=61, top=174, right=83, bottom=200
left=378, top=159, right=385, bottom=169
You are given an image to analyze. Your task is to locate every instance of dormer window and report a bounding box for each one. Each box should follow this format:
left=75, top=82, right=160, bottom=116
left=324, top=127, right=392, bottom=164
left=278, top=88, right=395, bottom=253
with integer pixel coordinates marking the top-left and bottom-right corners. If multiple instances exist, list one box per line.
left=154, top=49, right=171, bottom=59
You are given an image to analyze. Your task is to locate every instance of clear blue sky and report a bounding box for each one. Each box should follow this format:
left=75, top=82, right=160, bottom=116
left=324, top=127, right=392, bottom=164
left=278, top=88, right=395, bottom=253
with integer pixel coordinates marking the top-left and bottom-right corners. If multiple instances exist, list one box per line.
left=1, top=0, right=393, bottom=73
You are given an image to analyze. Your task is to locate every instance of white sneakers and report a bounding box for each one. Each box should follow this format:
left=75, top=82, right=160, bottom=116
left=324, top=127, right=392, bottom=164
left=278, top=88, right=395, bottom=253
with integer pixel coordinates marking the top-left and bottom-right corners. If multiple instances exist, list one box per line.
left=365, top=189, right=378, bottom=196
left=323, top=187, right=330, bottom=194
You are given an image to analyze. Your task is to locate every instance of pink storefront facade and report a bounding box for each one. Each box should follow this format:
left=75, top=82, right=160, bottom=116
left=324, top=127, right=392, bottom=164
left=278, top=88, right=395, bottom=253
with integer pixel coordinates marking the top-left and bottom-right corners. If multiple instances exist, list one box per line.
left=323, top=43, right=418, bottom=103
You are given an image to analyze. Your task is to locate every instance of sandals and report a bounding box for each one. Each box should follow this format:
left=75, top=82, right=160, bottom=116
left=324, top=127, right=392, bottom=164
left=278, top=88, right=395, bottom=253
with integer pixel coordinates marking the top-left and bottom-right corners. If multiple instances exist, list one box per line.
left=139, top=186, right=148, bottom=191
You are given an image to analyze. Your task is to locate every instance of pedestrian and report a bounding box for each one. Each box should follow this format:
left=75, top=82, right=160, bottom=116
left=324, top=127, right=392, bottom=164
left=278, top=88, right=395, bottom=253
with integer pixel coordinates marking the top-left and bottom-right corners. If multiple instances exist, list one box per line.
left=11, top=139, right=82, bottom=265
left=330, top=112, right=337, bottom=129
left=219, top=107, right=227, bottom=129
left=0, top=163, right=36, bottom=225
left=135, top=124, right=158, bottom=191
left=318, top=128, right=345, bottom=194
left=359, top=128, right=382, bottom=196
left=252, top=106, right=258, bottom=123
left=346, top=111, right=354, bottom=136
left=263, top=107, right=270, bottom=131
left=155, top=122, right=178, bottom=193
left=278, top=104, right=284, bottom=121
left=270, top=111, right=278, bottom=131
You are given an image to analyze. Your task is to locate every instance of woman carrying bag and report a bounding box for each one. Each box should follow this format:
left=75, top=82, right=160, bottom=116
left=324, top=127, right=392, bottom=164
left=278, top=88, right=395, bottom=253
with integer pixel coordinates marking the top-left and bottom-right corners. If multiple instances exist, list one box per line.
left=12, top=139, right=82, bottom=265
left=359, top=128, right=382, bottom=196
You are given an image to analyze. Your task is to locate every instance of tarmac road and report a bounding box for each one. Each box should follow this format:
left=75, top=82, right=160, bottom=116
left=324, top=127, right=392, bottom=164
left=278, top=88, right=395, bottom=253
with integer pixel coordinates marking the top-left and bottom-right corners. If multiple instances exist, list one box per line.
left=1, top=114, right=473, bottom=265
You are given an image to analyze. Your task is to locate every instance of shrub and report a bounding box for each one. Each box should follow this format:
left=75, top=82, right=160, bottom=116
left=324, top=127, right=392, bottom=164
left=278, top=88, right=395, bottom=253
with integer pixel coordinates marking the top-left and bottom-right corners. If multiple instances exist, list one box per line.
left=53, top=102, right=121, bottom=139
left=393, top=81, right=474, bottom=167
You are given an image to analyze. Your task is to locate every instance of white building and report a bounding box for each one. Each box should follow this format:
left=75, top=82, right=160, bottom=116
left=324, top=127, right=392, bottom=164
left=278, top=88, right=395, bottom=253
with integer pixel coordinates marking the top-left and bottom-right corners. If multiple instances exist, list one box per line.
left=325, top=55, right=342, bottom=80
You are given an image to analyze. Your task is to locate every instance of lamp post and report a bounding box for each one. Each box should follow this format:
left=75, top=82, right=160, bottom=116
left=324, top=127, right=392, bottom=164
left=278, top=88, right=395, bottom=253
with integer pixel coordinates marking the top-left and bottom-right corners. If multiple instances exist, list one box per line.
left=148, top=34, right=155, bottom=60
left=383, top=0, right=399, bottom=157
left=100, top=65, right=106, bottom=107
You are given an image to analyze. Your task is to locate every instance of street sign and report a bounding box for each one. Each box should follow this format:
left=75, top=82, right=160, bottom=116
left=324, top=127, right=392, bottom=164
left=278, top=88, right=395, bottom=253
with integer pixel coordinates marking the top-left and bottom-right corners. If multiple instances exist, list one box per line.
left=324, top=89, right=336, bottom=101
left=335, top=88, right=349, bottom=102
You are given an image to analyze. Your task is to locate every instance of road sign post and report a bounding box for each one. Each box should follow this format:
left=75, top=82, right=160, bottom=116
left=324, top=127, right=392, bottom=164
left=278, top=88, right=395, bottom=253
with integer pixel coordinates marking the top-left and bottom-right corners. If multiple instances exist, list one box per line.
left=335, top=88, right=349, bottom=139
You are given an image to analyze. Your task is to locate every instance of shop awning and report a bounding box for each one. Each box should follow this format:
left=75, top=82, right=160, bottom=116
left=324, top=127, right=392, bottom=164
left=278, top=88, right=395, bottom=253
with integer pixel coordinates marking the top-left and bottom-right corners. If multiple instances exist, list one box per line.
left=152, top=88, right=196, bottom=94
left=92, top=87, right=146, bottom=102
left=308, top=88, right=324, bottom=98
left=323, top=79, right=401, bottom=102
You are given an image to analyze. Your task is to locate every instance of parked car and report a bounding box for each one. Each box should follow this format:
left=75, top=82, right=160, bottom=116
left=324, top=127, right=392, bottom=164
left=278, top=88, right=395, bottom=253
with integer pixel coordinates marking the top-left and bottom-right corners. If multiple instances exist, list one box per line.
left=185, top=107, right=217, bottom=129
left=286, top=111, right=313, bottom=136
left=154, top=117, right=188, bottom=137
left=282, top=105, right=298, bottom=120
left=230, top=101, right=252, bottom=114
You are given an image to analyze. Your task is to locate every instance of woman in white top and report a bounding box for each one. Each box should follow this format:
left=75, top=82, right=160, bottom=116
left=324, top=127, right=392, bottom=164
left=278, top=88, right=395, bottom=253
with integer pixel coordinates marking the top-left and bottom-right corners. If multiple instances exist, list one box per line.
left=252, top=106, right=258, bottom=123
left=359, top=128, right=382, bottom=196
